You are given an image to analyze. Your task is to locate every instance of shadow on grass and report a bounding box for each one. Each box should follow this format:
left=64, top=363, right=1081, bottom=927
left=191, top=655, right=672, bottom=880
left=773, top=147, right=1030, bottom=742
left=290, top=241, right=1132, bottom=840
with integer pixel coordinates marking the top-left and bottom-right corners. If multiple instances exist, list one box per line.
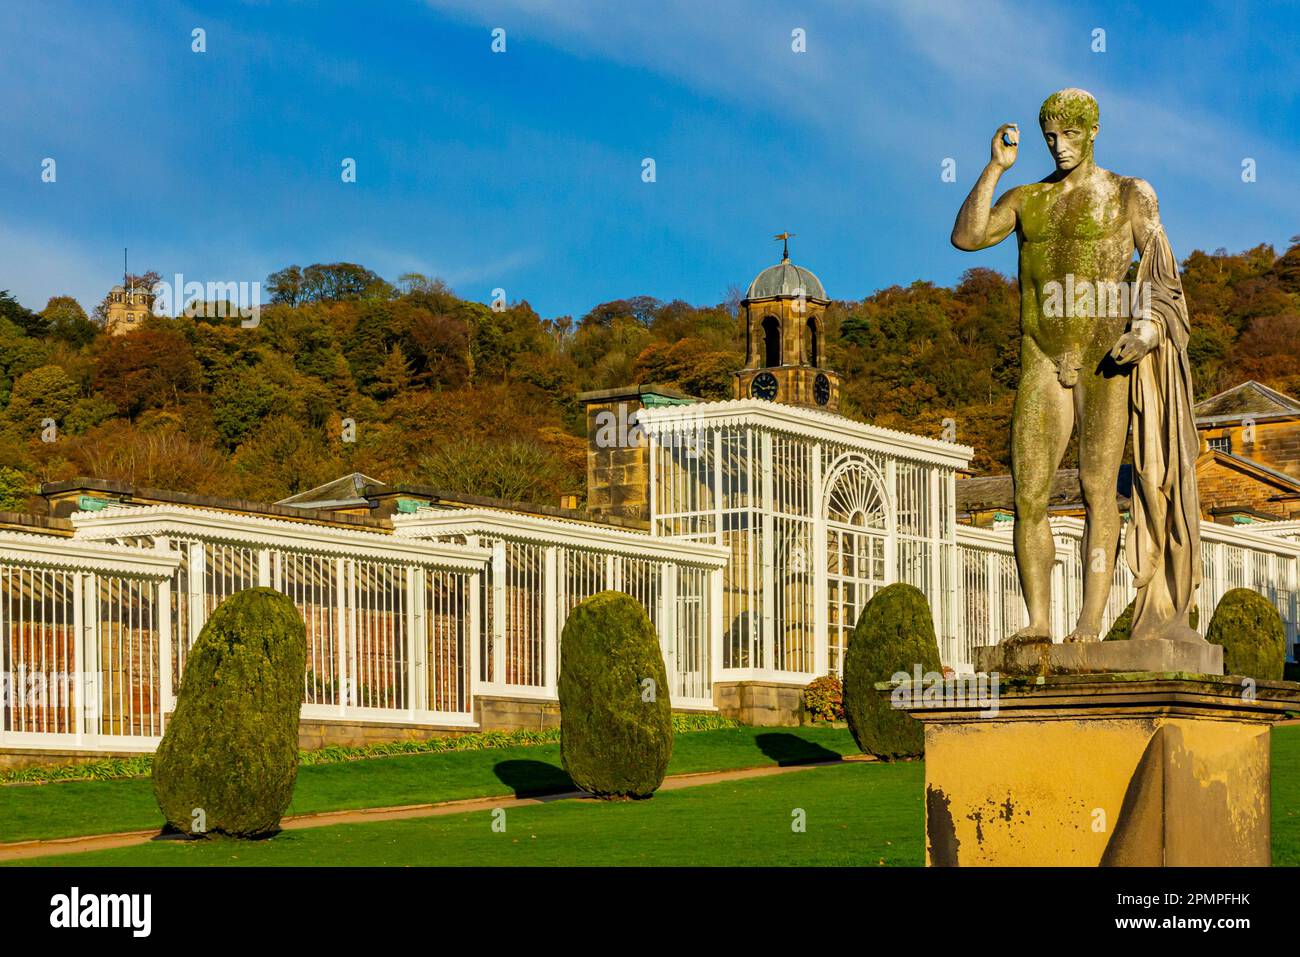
left=755, top=732, right=843, bottom=767
left=492, top=759, right=574, bottom=798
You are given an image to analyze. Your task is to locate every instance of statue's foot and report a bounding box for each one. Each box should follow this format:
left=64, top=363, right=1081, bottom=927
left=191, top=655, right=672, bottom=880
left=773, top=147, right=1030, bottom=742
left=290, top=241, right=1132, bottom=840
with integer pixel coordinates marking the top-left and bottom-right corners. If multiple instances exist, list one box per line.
left=1064, top=629, right=1099, bottom=644
left=1002, top=627, right=1051, bottom=647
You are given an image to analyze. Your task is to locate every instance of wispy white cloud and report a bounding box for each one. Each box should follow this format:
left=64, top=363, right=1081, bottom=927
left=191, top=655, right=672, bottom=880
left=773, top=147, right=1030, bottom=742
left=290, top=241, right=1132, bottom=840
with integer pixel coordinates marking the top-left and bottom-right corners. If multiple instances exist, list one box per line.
left=425, top=0, right=1297, bottom=208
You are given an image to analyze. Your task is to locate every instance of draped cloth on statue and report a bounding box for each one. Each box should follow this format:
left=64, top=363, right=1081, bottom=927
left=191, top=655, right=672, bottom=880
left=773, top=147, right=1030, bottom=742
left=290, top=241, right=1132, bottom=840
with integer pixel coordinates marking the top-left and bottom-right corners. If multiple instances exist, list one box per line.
left=1126, top=225, right=1202, bottom=642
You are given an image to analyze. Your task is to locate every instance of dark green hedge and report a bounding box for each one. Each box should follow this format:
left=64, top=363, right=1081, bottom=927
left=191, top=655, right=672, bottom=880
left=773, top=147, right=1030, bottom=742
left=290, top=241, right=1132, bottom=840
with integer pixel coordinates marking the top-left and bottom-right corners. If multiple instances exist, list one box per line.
left=1205, top=588, right=1286, bottom=680
left=842, top=583, right=941, bottom=760
left=152, top=587, right=306, bottom=837
left=558, top=591, right=672, bottom=798
left=1104, top=599, right=1198, bottom=641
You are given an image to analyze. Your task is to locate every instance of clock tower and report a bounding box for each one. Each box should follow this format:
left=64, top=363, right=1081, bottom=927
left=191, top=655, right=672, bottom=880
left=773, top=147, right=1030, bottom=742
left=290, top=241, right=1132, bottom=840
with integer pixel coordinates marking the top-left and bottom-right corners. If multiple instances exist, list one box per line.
left=734, top=234, right=841, bottom=412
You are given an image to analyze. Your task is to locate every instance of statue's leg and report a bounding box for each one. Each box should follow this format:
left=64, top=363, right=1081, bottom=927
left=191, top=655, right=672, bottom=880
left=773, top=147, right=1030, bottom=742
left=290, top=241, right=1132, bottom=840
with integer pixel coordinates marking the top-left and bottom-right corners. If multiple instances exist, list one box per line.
left=1068, top=359, right=1130, bottom=642
left=1007, top=341, right=1073, bottom=643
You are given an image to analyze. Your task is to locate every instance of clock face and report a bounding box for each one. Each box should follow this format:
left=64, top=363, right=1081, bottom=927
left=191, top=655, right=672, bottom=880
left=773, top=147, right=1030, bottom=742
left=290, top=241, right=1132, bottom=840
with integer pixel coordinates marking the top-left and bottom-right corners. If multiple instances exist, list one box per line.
left=814, top=373, right=831, bottom=406
left=751, top=371, right=779, bottom=401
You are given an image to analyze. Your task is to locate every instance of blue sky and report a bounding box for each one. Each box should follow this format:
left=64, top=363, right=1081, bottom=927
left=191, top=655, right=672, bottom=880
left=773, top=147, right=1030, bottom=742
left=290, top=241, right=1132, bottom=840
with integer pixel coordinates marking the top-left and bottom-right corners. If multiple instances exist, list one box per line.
left=1, top=0, right=1298, bottom=319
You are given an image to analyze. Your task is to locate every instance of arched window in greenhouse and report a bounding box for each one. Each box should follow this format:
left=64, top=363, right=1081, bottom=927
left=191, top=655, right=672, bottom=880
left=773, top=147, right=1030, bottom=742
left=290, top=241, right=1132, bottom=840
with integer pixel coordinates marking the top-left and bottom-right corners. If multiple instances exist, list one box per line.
left=824, top=454, right=890, bottom=674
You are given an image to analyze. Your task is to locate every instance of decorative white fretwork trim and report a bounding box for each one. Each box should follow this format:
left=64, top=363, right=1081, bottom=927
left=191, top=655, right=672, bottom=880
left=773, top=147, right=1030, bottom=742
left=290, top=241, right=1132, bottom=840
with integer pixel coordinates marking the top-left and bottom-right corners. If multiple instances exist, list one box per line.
left=70, top=505, right=490, bottom=570
left=636, top=399, right=974, bottom=468
left=0, top=529, right=181, bottom=578
left=395, top=508, right=729, bottom=566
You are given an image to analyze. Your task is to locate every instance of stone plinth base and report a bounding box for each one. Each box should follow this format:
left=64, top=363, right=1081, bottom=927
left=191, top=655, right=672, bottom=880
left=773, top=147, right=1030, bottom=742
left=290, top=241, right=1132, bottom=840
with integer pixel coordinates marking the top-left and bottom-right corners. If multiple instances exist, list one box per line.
left=713, top=681, right=804, bottom=726
left=974, top=637, right=1223, bottom=677
left=899, top=673, right=1300, bottom=866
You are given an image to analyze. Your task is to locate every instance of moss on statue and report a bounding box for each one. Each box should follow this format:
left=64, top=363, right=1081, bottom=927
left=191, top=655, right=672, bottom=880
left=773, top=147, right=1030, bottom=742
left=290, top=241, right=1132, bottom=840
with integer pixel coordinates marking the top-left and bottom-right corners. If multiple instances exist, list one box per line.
left=842, top=583, right=942, bottom=760
left=558, top=591, right=673, bottom=799
left=152, top=587, right=306, bottom=838
left=1205, top=588, right=1286, bottom=680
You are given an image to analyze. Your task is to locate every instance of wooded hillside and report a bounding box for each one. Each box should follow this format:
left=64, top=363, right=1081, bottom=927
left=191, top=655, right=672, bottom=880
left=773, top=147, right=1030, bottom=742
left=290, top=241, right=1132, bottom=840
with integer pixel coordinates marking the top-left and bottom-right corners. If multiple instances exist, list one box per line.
left=2, top=241, right=1297, bottom=513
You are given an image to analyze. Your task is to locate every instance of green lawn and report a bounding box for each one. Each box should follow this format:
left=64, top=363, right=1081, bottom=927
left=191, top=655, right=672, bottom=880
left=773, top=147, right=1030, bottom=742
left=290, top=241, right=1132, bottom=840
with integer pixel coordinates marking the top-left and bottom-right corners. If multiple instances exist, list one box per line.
left=1273, top=724, right=1300, bottom=866
left=8, top=760, right=926, bottom=867
left=0, top=725, right=856, bottom=844
left=6, top=724, right=1298, bottom=866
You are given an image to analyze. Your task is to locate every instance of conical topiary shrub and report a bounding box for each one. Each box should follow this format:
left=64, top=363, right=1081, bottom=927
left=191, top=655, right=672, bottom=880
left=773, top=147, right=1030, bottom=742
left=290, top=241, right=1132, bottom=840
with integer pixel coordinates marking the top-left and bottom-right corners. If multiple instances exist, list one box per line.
left=842, top=583, right=942, bottom=760
left=1205, top=587, right=1285, bottom=680
left=1103, top=599, right=1136, bottom=642
left=153, top=587, right=307, bottom=837
left=558, top=591, right=672, bottom=799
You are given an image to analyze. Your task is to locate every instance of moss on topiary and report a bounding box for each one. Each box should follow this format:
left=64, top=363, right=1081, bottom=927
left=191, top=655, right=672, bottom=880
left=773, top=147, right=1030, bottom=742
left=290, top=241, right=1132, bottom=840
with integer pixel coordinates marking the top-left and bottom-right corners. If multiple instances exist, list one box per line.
left=1103, top=600, right=1135, bottom=641
left=1103, top=599, right=1198, bottom=641
left=1205, top=587, right=1286, bottom=680
left=153, top=587, right=306, bottom=837
left=842, top=583, right=942, bottom=760
left=558, top=591, right=672, bottom=799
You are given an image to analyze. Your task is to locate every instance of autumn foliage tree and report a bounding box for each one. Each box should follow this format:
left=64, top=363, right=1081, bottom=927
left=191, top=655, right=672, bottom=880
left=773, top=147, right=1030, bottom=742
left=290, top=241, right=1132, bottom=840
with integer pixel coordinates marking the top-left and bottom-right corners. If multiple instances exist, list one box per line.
left=92, top=325, right=202, bottom=420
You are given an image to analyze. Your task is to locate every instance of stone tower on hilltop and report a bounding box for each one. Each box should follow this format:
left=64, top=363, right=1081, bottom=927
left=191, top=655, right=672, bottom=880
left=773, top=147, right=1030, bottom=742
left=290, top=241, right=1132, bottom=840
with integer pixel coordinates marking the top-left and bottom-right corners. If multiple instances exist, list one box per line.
left=104, top=282, right=155, bottom=336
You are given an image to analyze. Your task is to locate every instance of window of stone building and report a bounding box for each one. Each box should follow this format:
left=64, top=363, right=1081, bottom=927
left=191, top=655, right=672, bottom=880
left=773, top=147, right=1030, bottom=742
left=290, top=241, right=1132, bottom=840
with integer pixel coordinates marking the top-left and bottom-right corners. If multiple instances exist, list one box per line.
left=762, top=315, right=781, bottom=367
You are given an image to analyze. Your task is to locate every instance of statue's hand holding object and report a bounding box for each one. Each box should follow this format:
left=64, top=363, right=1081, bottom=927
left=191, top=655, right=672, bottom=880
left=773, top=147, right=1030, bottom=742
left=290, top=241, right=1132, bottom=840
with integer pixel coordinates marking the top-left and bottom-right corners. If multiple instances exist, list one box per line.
left=991, top=123, right=1018, bottom=170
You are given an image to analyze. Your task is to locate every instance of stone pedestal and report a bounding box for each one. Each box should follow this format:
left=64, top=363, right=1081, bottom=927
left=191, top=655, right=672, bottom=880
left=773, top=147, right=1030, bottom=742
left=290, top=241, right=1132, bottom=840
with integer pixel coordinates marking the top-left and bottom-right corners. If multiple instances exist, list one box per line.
left=896, top=666, right=1300, bottom=866
left=974, top=636, right=1223, bottom=677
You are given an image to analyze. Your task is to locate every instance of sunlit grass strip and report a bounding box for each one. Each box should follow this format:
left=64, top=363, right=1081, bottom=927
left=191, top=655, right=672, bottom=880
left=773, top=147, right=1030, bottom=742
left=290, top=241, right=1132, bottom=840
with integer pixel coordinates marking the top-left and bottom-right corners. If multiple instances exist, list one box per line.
left=1, top=713, right=739, bottom=786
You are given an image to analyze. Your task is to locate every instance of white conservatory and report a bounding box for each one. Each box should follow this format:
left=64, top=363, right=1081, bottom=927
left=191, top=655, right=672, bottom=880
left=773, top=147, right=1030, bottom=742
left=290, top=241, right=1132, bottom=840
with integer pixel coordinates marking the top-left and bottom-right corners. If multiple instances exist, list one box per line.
left=0, top=490, right=726, bottom=759
left=639, top=398, right=972, bottom=679
left=4, top=248, right=1300, bottom=760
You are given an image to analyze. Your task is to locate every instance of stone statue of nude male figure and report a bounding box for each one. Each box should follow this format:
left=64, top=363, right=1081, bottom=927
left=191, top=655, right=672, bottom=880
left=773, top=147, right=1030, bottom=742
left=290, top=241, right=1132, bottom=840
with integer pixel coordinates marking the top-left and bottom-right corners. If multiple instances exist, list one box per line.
left=951, top=88, right=1200, bottom=646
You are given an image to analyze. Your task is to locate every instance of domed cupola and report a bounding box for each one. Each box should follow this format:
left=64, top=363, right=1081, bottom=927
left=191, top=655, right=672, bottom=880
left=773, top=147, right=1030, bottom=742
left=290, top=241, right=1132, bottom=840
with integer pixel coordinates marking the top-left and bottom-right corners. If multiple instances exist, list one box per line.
left=745, top=260, right=827, bottom=301
left=735, top=233, right=841, bottom=412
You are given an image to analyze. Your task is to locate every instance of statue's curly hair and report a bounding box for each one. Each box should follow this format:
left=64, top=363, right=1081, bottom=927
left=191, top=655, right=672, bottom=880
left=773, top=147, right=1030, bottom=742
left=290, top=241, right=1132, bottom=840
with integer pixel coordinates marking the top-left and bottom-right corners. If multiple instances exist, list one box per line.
left=1039, top=88, right=1099, bottom=128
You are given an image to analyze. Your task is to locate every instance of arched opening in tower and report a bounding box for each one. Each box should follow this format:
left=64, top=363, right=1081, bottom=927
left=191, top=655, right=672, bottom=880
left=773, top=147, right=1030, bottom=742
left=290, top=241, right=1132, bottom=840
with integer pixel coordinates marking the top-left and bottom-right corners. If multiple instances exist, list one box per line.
left=806, top=317, right=819, bottom=367
left=762, top=316, right=781, bottom=367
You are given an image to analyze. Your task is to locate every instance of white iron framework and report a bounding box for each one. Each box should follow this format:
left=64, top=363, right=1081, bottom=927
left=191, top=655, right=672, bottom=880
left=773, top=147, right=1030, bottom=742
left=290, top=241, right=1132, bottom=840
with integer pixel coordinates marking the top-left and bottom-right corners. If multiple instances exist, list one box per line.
left=1, top=501, right=726, bottom=754
left=71, top=505, right=490, bottom=730
left=394, top=508, right=728, bottom=710
left=639, top=398, right=974, bottom=679
left=0, top=530, right=179, bottom=752
left=953, top=516, right=1300, bottom=669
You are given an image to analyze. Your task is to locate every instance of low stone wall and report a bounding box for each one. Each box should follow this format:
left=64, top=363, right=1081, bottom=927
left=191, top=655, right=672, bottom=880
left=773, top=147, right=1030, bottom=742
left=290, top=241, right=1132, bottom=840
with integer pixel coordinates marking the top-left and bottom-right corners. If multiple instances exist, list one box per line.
left=475, top=694, right=561, bottom=731
left=0, top=748, right=145, bottom=772
left=714, top=681, right=804, bottom=726
left=296, top=719, right=472, bottom=750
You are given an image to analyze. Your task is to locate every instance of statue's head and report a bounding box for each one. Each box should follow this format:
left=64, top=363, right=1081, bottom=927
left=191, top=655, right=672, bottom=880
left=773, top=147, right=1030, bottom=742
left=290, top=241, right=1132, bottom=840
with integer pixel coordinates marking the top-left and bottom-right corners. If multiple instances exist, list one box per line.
left=1038, top=88, right=1099, bottom=172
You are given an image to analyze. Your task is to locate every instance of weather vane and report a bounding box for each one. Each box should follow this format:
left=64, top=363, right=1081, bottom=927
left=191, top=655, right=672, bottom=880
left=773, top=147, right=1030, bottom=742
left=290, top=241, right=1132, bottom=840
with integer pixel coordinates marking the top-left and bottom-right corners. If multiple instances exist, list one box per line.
left=774, top=231, right=795, bottom=261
